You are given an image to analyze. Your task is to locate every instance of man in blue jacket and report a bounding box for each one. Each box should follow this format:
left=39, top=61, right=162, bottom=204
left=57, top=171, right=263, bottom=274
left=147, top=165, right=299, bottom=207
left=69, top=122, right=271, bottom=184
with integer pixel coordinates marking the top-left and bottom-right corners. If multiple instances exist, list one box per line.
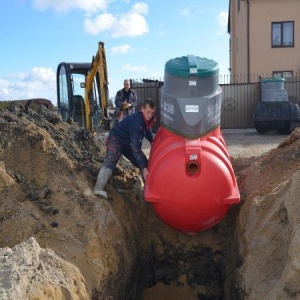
left=94, top=98, right=156, bottom=198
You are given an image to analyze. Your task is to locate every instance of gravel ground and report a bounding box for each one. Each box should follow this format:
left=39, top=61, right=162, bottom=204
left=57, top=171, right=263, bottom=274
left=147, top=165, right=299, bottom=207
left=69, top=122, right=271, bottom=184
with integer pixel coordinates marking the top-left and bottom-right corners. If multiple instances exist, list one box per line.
left=221, top=128, right=288, bottom=158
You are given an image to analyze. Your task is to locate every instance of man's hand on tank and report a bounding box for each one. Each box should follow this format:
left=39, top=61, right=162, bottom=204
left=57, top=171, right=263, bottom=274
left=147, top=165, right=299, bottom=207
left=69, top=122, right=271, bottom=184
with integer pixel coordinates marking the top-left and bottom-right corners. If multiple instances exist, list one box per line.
left=142, top=168, right=149, bottom=181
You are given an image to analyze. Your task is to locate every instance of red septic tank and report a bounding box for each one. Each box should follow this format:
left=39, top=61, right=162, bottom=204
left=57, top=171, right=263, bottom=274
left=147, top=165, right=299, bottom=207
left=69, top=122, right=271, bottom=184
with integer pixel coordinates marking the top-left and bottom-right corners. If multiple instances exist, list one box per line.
left=144, top=55, right=240, bottom=234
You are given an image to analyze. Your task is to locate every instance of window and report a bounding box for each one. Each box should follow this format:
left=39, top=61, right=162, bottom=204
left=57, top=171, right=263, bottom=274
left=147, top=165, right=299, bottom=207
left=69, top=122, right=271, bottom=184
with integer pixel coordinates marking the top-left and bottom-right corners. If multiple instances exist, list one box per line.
left=273, top=71, right=293, bottom=78
left=272, top=21, right=294, bottom=47
left=58, top=65, right=69, bottom=108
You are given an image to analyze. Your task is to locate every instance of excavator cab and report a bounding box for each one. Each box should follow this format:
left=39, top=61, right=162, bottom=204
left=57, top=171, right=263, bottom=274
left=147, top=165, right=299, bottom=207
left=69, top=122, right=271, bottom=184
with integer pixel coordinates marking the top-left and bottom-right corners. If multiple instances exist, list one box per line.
left=57, top=62, right=89, bottom=127
left=56, top=42, right=110, bottom=132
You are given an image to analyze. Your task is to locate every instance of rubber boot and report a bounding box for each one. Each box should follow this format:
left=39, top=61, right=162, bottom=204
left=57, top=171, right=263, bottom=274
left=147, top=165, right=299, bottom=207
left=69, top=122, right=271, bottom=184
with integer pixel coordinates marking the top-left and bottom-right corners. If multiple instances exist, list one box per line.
left=94, top=167, right=113, bottom=198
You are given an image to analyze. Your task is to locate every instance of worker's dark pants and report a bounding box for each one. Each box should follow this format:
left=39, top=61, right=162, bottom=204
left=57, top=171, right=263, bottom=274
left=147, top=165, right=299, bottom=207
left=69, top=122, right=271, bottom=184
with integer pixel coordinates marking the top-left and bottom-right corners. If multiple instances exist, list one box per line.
left=103, top=135, right=139, bottom=171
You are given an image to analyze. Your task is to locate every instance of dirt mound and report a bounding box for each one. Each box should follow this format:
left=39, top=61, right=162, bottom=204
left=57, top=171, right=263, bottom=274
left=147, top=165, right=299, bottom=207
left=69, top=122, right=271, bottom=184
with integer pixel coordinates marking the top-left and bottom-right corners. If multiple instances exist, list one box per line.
left=0, top=103, right=146, bottom=298
left=232, top=128, right=300, bottom=205
left=235, top=128, right=300, bottom=299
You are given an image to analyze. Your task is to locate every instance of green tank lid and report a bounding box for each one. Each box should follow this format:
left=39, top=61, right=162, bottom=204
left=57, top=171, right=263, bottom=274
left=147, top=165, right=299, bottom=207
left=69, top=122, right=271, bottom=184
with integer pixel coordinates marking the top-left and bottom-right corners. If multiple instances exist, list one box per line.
left=165, top=55, right=219, bottom=78
left=261, top=77, right=285, bottom=83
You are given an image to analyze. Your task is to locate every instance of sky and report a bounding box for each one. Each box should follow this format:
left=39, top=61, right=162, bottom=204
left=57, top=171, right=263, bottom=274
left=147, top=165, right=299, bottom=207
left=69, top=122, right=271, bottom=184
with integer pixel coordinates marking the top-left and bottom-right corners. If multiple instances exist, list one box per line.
left=0, top=0, right=230, bottom=106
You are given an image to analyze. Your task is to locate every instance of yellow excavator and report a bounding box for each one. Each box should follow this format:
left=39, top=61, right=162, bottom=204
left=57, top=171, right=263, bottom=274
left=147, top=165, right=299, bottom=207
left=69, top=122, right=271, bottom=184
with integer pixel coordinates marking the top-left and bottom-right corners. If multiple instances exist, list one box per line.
left=56, top=41, right=111, bottom=132
left=0, top=41, right=111, bottom=132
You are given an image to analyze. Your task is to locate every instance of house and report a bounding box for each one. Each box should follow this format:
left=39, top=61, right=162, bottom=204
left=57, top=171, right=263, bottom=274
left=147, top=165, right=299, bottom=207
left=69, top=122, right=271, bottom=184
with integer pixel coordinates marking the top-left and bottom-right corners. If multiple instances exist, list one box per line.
left=228, top=0, right=300, bottom=82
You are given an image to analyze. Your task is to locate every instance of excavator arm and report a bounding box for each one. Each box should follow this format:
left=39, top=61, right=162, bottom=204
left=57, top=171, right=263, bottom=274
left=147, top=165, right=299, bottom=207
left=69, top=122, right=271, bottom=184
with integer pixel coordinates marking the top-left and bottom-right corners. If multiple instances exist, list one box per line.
left=84, top=41, right=109, bottom=131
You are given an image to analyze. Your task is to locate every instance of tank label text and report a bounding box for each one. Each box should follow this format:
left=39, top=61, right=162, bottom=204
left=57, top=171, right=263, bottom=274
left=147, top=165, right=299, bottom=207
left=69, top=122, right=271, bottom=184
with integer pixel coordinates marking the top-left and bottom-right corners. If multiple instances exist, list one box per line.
left=190, top=154, right=198, bottom=160
left=161, top=100, right=175, bottom=114
left=185, top=105, right=199, bottom=113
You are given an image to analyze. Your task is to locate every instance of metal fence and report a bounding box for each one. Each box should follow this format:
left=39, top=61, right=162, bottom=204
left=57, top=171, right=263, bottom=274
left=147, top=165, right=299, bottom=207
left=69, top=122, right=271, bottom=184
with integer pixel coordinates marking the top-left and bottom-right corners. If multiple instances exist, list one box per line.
left=131, top=74, right=300, bottom=130
left=220, top=81, right=264, bottom=128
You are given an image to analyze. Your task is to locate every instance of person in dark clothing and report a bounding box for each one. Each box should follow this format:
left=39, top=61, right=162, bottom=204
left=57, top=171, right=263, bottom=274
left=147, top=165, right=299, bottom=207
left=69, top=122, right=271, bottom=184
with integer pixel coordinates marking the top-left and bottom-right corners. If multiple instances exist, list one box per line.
left=94, top=98, right=156, bottom=198
left=114, top=79, right=137, bottom=122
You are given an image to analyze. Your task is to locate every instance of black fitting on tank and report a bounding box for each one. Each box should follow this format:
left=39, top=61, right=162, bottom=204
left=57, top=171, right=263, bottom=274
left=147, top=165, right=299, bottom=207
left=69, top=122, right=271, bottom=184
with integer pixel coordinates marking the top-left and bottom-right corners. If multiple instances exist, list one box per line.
left=186, top=161, right=200, bottom=175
